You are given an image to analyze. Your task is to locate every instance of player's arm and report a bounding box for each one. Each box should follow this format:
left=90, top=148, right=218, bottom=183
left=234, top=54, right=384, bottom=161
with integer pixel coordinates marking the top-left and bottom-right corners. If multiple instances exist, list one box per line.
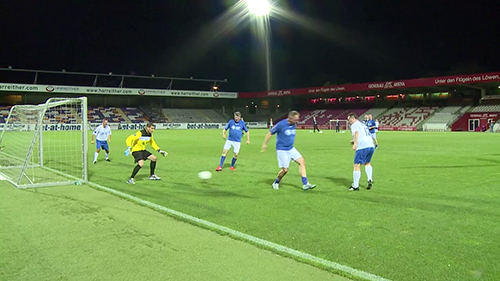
left=126, top=131, right=141, bottom=147
left=92, top=129, right=97, bottom=144
left=125, top=131, right=141, bottom=155
left=352, top=131, right=359, bottom=150
left=261, top=131, right=272, bottom=152
left=223, top=122, right=230, bottom=139
left=108, top=129, right=111, bottom=143
left=150, top=136, right=167, bottom=157
left=243, top=123, right=250, bottom=144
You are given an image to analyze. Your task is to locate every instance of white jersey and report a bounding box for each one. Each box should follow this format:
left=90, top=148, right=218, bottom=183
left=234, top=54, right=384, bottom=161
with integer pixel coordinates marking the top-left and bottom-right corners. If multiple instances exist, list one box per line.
left=93, top=125, right=112, bottom=141
left=375, top=121, right=379, bottom=133
left=351, top=120, right=375, bottom=150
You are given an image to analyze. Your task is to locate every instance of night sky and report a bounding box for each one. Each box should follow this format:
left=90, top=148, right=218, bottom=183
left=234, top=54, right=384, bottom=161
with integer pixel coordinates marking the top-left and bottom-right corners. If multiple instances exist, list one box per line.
left=1, top=0, right=499, bottom=92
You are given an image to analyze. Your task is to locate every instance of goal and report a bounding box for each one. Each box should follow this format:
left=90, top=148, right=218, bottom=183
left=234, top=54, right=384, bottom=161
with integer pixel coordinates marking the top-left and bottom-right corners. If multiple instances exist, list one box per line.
left=329, top=119, right=350, bottom=132
left=0, top=97, right=88, bottom=188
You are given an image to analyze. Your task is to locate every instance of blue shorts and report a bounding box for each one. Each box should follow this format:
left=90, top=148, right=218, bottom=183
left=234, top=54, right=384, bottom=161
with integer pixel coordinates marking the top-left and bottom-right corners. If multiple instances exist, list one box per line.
left=96, top=140, right=109, bottom=151
left=354, top=147, right=374, bottom=164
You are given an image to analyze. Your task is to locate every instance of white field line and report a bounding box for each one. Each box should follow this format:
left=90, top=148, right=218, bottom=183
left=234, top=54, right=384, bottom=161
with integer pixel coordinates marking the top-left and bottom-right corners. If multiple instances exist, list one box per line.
left=87, top=181, right=391, bottom=281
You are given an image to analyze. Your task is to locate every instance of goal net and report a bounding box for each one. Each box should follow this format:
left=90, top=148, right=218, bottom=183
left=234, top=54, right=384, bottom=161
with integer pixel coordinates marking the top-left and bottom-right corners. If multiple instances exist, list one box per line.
left=328, top=119, right=350, bottom=132
left=0, top=97, right=88, bottom=188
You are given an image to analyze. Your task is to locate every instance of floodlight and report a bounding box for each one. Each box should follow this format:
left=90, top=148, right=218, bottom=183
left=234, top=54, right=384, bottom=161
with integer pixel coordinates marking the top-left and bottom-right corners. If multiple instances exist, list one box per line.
left=245, top=0, right=271, bottom=16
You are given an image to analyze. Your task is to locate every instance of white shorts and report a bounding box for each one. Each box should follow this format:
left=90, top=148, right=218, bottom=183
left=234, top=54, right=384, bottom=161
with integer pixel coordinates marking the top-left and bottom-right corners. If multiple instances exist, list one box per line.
left=223, top=140, right=241, bottom=153
left=276, top=147, right=303, bottom=168
left=371, top=132, right=377, bottom=139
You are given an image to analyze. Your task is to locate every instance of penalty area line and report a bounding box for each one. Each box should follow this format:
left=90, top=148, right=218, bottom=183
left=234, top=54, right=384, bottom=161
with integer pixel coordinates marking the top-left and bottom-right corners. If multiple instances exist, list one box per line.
left=86, top=181, right=390, bottom=281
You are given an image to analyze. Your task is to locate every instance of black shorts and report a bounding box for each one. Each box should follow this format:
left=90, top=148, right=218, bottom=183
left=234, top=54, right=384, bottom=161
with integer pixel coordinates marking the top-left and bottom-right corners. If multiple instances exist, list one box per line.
left=132, top=150, right=153, bottom=163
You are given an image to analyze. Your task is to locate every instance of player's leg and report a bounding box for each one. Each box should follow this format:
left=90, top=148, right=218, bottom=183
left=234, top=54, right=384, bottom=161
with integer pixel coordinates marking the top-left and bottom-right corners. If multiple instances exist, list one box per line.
left=364, top=147, right=375, bottom=189
left=273, top=150, right=291, bottom=189
left=145, top=151, right=160, bottom=180
left=102, top=141, right=110, bottom=161
left=372, top=133, right=378, bottom=148
left=350, top=149, right=366, bottom=191
left=128, top=152, right=145, bottom=184
left=292, top=148, right=316, bottom=190
left=230, top=142, right=241, bottom=170
left=93, top=141, right=101, bottom=163
left=217, top=141, right=231, bottom=171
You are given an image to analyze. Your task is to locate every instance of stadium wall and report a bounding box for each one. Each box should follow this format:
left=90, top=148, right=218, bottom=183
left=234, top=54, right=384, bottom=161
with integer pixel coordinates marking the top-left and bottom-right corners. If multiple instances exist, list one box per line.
left=451, top=112, right=499, bottom=131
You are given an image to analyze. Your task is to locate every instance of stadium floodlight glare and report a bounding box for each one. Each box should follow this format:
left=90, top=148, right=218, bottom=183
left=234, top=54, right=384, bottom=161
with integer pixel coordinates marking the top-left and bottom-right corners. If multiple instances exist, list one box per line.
left=245, top=0, right=271, bottom=16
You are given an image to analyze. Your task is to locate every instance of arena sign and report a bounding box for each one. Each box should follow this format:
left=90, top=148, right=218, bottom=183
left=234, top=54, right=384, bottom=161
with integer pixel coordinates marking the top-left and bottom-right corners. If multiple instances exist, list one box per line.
left=0, top=83, right=238, bottom=99
left=239, top=72, right=500, bottom=98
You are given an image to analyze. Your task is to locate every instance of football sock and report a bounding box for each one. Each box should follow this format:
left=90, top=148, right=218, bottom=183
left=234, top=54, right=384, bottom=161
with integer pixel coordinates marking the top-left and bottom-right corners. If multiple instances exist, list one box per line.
left=301, top=177, right=308, bottom=185
left=365, top=166, right=373, bottom=181
left=93, top=152, right=98, bottom=162
left=274, top=178, right=280, bottom=184
left=150, top=161, right=156, bottom=175
left=231, top=157, right=237, bottom=167
left=219, top=156, right=226, bottom=167
left=131, top=165, right=141, bottom=178
left=353, top=171, right=361, bottom=188
left=105, top=152, right=109, bottom=160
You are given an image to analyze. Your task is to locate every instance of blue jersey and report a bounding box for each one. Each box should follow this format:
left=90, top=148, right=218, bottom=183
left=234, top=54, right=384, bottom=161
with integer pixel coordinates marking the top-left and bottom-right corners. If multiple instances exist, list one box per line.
left=270, top=119, right=296, bottom=151
left=225, top=119, right=248, bottom=142
left=367, top=120, right=376, bottom=134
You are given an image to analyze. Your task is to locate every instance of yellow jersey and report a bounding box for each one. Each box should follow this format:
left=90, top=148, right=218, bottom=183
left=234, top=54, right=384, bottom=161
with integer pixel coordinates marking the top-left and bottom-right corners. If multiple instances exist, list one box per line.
left=126, top=129, right=160, bottom=152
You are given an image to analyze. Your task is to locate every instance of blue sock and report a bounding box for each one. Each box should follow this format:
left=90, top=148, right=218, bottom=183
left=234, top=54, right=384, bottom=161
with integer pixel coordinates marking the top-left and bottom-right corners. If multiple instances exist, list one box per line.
left=274, top=178, right=280, bottom=184
left=219, top=156, right=226, bottom=167
left=231, top=157, right=237, bottom=167
left=301, top=177, right=308, bottom=185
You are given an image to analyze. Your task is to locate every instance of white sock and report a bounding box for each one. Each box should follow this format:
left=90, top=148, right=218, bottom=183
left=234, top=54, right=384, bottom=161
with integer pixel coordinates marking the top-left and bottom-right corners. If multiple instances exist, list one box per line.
left=353, top=171, right=361, bottom=188
left=105, top=153, right=109, bottom=159
left=93, top=152, right=98, bottom=162
left=365, top=166, right=373, bottom=181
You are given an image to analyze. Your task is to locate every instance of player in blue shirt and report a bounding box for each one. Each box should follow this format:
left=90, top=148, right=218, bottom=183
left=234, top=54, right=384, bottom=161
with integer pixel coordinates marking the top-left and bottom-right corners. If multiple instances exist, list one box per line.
left=366, top=114, right=379, bottom=148
left=216, top=112, right=250, bottom=171
left=261, top=111, right=316, bottom=191
left=348, top=113, right=375, bottom=191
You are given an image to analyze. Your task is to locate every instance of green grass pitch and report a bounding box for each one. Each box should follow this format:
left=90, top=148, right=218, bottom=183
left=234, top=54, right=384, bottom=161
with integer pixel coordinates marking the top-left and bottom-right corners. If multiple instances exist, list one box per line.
left=4, top=128, right=495, bottom=280
left=85, top=129, right=500, bottom=280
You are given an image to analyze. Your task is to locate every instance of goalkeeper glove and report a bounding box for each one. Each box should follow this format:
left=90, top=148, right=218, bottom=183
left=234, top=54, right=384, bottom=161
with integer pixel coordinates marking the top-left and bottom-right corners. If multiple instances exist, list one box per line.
left=158, top=149, right=168, bottom=157
left=125, top=147, right=131, bottom=156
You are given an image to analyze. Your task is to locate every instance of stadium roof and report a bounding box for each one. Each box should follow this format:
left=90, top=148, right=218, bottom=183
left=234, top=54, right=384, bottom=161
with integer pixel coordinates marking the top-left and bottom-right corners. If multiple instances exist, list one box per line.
left=239, top=72, right=500, bottom=98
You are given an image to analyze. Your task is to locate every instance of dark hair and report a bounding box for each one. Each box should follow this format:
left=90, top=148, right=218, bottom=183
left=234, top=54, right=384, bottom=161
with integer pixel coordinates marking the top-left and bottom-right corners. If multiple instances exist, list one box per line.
left=103, top=118, right=108, bottom=121
left=146, top=122, right=155, bottom=128
left=347, top=113, right=358, bottom=119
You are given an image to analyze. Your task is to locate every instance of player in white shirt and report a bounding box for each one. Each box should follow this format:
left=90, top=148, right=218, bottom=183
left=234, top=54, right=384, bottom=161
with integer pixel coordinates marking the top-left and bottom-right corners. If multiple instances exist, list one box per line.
left=348, top=113, right=375, bottom=191
left=92, top=118, right=112, bottom=164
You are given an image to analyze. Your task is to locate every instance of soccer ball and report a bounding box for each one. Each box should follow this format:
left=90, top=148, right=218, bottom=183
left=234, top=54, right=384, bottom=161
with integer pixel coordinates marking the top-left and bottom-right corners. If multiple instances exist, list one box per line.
left=198, top=171, right=212, bottom=180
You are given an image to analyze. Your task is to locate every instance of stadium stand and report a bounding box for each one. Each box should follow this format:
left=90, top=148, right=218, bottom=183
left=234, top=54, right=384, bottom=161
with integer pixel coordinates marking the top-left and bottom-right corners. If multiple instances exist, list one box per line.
left=377, top=106, right=439, bottom=127
left=0, top=106, right=11, bottom=123
left=198, top=109, right=227, bottom=123
left=44, top=107, right=77, bottom=124
left=422, top=106, right=464, bottom=131
left=88, top=106, right=127, bottom=123
left=362, top=107, right=389, bottom=119
left=162, top=108, right=227, bottom=123
left=298, top=108, right=371, bottom=126
left=139, top=105, right=168, bottom=123
left=121, top=107, right=148, bottom=123
left=470, top=105, right=500, bottom=112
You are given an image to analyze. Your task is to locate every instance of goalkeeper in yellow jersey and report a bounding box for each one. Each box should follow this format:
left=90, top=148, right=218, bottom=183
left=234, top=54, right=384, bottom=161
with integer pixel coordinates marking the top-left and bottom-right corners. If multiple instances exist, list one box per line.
left=125, top=122, right=167, bottom=184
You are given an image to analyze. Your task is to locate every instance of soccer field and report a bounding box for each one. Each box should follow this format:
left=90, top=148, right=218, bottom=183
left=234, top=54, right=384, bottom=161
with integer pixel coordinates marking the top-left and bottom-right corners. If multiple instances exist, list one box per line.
left=85, top=129, right=498, bottom=280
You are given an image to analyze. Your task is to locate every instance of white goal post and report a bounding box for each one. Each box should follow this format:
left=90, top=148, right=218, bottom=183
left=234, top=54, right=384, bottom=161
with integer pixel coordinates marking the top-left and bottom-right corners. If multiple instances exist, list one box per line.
left=0, top=97, right=88, bottom=188
left=328, top=119, right=350, bottom=132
